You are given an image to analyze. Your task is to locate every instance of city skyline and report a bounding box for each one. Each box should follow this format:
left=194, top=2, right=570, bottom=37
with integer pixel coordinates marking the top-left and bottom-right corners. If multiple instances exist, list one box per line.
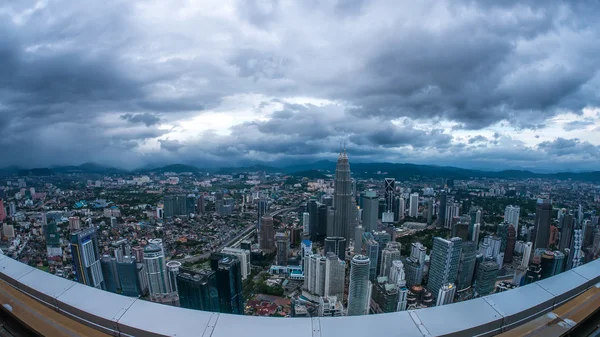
left=1, top=1, right=600, bottom=171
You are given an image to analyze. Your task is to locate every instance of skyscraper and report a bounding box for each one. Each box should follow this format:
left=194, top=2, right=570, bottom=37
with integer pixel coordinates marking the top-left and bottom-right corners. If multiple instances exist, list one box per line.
left=45, top=219, right=62, bottom=265
left=475, top=261, right=500, bottom=296
left=559, top=212, right=574, bottom=252
left=308, top=200, right=319, bottom=242
left=117, top=256, right=143, bottom=297
left=472, top=223, right=481, bottom=245
left=361, top=190, right=378, bottom=233
left=333, top=149, right=353, bottom=241
left=143, top=243, right=169, bottom=295
left=101, top=255, right=120, bottom=293
left=221, top=247, right=251, bottom=280
left=302, top=212, right=310, bottom=237
left=409, top=193, right=419, bottom=217
left=427, top=237, right=462, bottom=299
left=324, top=236, right=346, bottom=261
left=521, top=242, right=533, bottom=268
left=379, top=242, right=401, bottom=278
left=196, top=195, right=205, bottom=214
left=347, top=255, right=372, bottom=316
left=215, top=256, right=244, bottom=315
left=324, top=252, right=345, bottom=300
left=504, top=225, right=516, bottom=263
left=384, top=178, right=395, bottom=213
left=0, top=199, right=5, bottom=222
left=438, top=191, right=447, bottom=228
left=504, top=205, right=521, bottom=235
left=163, top=195, right=189, bottom=218
left=257, top=197, right=269, bottom=233
left=362, top=232, right=379, bottom=280
left=567, top=225, right=583, bottom=270
left=404, top=243, right=426, bottom=287
left=317, top=204, right=328, bottom=243
left=259, top=216, right=275, bottom=253
left=70, top=227, right=104, bottom=289
left=456, top=241, right=477, bottom=291
left=436, top=283, right=456, bottom=306
left=354, top=225, right=365, bottom=254
left=533, top=199, right=552, bottom=251
left=275, top=232, right=290, bottom=266
left=166, top=261, right=181, bottom=293
left=176, top=269, right=220, bottom=312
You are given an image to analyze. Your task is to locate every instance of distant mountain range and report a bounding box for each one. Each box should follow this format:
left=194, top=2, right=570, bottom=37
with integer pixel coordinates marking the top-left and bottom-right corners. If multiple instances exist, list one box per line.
left=2, top=161, right=600, bottom=182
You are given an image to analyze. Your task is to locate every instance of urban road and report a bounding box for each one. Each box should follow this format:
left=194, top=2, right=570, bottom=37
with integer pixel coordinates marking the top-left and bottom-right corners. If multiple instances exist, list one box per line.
left=173, top=206, right=297, bottom=263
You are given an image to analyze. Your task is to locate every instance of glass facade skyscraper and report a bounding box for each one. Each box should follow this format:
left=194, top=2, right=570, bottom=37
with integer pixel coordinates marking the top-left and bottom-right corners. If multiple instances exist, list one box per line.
left=427, top=237, right=462, bottom=300
left=177, top=269, right=220, bottom=312
left=347, top=255, right=371, bottom=316
left=70, top=227, right=104, bottom=290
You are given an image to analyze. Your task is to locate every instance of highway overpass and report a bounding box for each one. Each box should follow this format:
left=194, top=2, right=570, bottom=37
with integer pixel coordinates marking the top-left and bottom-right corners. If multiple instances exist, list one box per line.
left=0, top=254, right=598, bottom=336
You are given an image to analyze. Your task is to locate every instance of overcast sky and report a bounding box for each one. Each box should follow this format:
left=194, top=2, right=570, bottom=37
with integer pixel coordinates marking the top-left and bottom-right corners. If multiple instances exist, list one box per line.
left=1, top=1, right=600, bottom=171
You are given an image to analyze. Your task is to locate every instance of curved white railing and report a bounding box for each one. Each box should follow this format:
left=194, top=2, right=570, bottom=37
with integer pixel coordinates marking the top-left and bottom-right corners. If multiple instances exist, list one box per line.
left=0, top=254, right=598, bottom=337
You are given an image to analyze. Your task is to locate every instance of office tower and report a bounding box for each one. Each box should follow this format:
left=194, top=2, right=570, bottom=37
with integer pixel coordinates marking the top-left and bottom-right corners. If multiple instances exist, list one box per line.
left=438, top=191, right=447, bottom=228
left=166, top=261, right=181, bottom=293
left=177, top=269, right=220, bottom=312
left=163, top=195, right=188, bottom=218
left=45, top=220, right=62, bottom=265
left=361, top=190, right=378, bottom=233
left=362, top=232, right=379, bottom=280
left=380, top=242, right=401, bottom=277
left=482, top=236, right=501, bottom=259
left=318, top=296, right=344, bottom=317
left=497, top=223, right=508, bottom=253
left=378, top=198, right=386, bottom=220
left=144, top=243, right=169, bottom=295
left=117, top=256, right=143, bottom=297
left=0, top=199, right=5, bottom=222
left=427, top=237, right=462, bottom=299
left=504, top=205, right=520, bottom=235
left=553, top=251, right=566, bottom=276
left=308, top=200, right=319, bottom=242
left=521, top=242, right=533, bottom=268
left=259, top=216, right=275, bottom=253
left=559, top=213, right=574, bottom=252
left=317, top=204, right=328, bottom=243
left=472, top=223, right=481, bottom=245
left=475, top=261, right=499, bottom=296
left=389, top=260, right=406, bottom=286
left=533, top=199, right=552, bottom=251
left=324, top=237, right=346, bottom=261
left=322, top=195, right=333, bottom=207
left=302, top=212, right=310, bottom=237
left=504, top=225, right=516, bottom=263
left=567, top=225, right=583, bottom=270
left=409, top=193, right=419, bottom=217
left=372, top=276, right=399, bottom=313
left=398, top=197, right=406, bottom=219
left=221, top=247, right=251, bottom=280
left=475, top=210, right=482, bottom=225
left=68, top=216, right=81, bottom=231
left=392, top=196, right=401, bottom=221
left=70, top=227, right=104, bottom=289
left=347, top=255, right=372, bottom=316
left=354, top=225, right=364, bottom=254
left=196, top=195, right=205, bottom=214
left=540, top=251, right=556, bottom=279
left=456, top=241, right=477, bottom=291
left=101, top=255, right=120, bottom=293
left=275, top=232, right=290, bottom=266
left=215, top=256, right=244, bottom=315
left=257, top=197, right=269, bottom=233
left=333, top=149, right=353, bottom=242
left=453, top=221, right=470, bottom=241
left=384, top=178, right=395, bottom=212
left=578, top=204, right=584, bottom=225
left=324, top=252, right=345, bottom=299
left=327, top=206, right=336, bottom=238
left=436, top=283, right=456, bottom=306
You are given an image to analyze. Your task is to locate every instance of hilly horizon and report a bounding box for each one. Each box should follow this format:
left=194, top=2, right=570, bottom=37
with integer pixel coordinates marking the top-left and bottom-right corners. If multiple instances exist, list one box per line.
left=4, top=161, right=600, bottom=182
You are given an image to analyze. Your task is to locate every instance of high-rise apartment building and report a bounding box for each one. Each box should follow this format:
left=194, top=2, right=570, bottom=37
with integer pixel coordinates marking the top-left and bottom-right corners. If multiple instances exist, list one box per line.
left=70, top=227, right=104, bottom=289
left=163, top=195, right=190, bottom=218
left=427, top=237, right=462, bottom=300
left=324, top=252, right=345, bottom=299
left=379, top=242, right=401, bottom=278
left=361, top=190, right=378, bottom=233
left=45, top=220, right=62, bottom=265
left=347, top=255, right=372, bottom=316
left=333, top=150, right=353, bottom=242
left=504, top=205, right=520, bottom=235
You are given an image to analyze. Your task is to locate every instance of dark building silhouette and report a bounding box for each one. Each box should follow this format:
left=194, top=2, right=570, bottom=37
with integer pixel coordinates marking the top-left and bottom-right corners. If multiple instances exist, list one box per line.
left=324, top=237, right=347, bottom=261
left=308, top=199, right=319, bottom=242
left=177, top=269, right=220, bottom=312
left=215, top=257, right=244, bottom=315
left=259, top=216, right=275, bottom=253
left=317, top=204, right=328, bottom=243
left=504, top=225, right=516, bottom=263
left=533, top=199, right=552, bottom=251
left=438, top=191, right=447, bottom=228
left=117, top=256, right=143, bottom=297
left=559, top=213, right=574, bottom=252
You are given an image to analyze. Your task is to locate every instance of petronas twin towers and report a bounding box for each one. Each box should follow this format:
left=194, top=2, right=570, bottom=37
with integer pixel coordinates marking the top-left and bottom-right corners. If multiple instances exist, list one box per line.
left=332, top=149, right=353, bottom=241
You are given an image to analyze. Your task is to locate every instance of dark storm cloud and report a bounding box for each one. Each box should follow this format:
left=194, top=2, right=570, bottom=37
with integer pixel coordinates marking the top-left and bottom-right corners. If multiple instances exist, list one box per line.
left=1, top=0, right=600, bottom=170
left=121, top=113, right=162, bottom=127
